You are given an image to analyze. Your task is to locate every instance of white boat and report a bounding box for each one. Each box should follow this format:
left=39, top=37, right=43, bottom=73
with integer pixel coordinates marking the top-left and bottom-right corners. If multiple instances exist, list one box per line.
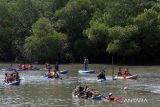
left=78, top=70, right=96, bottom=74
left=114, top=75, right=138, bottom=80
left=4, top=80, right=21, bottom=86
left=97, top=78, right=106, bottom=82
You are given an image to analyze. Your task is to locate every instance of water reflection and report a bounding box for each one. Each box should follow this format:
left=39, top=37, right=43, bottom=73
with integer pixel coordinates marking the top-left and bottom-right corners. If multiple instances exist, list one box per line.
left=0, top=65, right=160, bottom=107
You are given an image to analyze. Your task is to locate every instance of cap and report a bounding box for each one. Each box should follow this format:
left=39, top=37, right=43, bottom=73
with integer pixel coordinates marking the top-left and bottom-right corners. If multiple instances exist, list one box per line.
left=109, top=92, right=112, bottom=96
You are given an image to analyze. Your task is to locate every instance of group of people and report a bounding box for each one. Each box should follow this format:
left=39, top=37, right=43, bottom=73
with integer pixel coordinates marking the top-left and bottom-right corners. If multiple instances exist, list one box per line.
left=117, top=67, right=132, bottom=77
left=72, top=85, right=101, bottom=99
left=72, top=85, right=115, bottom=101
left=4, top=70, right=20, bottom=83
left=8, top=64, right=33, bottom=70
left=45, top=62, right=60, bottom=79
left=18, top=64, right=33, bottom=70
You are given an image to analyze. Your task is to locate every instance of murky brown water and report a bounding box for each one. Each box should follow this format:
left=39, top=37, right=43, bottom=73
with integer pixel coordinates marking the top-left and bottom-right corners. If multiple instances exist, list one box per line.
left=0, top=64, right=160, bottom=107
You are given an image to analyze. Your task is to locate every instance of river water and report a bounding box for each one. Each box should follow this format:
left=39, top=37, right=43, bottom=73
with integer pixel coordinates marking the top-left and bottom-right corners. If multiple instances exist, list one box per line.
left=0, top=64, right=160, bottom=107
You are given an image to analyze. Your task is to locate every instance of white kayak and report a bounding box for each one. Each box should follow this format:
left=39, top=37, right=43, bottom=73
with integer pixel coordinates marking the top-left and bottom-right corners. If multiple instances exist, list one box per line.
left=97, top=78, right=106, bottom=82
left=3, top=80, right=21, bottom=86
left=78, top=70, right=96, bottom=74
left=114, top=75, right=138, bottom=80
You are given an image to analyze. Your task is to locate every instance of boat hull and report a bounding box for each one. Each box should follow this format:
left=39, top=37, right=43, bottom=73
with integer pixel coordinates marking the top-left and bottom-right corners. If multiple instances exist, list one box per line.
left=78, top=70, right=96, bottom=74
left=114, top=75, right=138, bottom=80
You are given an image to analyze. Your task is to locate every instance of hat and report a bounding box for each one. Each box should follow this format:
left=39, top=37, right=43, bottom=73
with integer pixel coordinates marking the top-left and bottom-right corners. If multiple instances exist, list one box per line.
left=109, top=92, right=112, bottom=96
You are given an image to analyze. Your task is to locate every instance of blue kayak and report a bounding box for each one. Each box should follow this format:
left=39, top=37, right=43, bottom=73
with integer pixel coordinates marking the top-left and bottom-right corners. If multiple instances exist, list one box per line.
left=78, top=70, right=96, bottom=74
left=59, top=70, right=68, bottom=74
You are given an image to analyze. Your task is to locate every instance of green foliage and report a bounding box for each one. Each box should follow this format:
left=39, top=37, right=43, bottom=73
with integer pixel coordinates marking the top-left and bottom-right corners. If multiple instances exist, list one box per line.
left=107, top=25, right=139, bottom=56
left=32, top=17, right=54, bottom=37
left=84, top=21, right=108, bottom=44
left=24, top=17, right=68, bottom=62
left=55, top=0, right=94, bottom=37
left=132, top=4, right=160, bottom=61
left=0, top=0, right=160, bottom=64
left=73, top=39, right=90, bottom=58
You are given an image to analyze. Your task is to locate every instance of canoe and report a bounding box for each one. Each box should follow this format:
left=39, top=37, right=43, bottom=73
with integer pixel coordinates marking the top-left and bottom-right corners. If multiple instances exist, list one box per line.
left=59, top=70, right=68, bottom=74
left=114, top=74, right=138, bottom=80
left=78, top=70, right=96, bottom=74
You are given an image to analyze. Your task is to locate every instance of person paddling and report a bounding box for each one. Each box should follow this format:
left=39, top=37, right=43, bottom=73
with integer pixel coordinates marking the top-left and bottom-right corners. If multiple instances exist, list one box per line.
left=15, top=71, right=20, bottom=81
left=4, top=73, right=8, bottom=83
left=123, top=68, right=132, bottom=77
left=108, top=93, right=115, bottom=101
left=97, top=70, right=106, bottom=80
left=47, top=69, right=53, bottom=78
left=28, top=64, right=33, bottom=70
left=117, top=67, right=122, bottom=76
left=84, top=57, right=89, bottom=70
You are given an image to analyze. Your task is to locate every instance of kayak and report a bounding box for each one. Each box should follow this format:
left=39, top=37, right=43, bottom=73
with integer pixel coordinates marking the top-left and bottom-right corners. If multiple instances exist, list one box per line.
left=2, top=67, right=40, bottom=72
left=78, top=70, right=96, bottom=74
left=97, top=78, right=106, bottom=82
left=42, top=75, right=62, bottom=80
left=114, top=75, right=138, bottom=80
left=59, top=70, right=68, bottom=74
left=4, top=80, right=21, bottom=86
left=72, top=94, right=102, bottom=100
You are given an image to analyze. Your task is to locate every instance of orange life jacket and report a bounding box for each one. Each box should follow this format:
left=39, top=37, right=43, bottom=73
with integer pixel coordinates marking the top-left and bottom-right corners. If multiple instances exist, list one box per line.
left=28, top=65, right=32, bottom=70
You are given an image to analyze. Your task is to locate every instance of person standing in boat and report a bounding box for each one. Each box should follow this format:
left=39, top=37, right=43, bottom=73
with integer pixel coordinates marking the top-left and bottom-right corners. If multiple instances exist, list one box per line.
left=84, top=57, right=89, bottom=70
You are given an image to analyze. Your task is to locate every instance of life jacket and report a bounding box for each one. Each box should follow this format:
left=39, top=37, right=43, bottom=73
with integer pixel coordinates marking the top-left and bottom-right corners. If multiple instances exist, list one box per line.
left=28, top=65, right=32, bottom=70
left=110, top=96, right=115, bottom=101
left=48, top=71, right=53, bottom=78
left=13, top=73, right=16, bottom=78
left=106, top=96, right=115, bottom=101
left=22, top=65, right=26, bottom=70
left=19, top=65, right=22, bottom=70
left=7, top=74, right=15, bottom=83
left=123, top=71, right=129, bottom=76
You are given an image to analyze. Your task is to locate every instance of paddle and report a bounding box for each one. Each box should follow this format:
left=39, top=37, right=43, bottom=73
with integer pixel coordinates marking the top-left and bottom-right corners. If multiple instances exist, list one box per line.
left=111, top=55, right=115, bottom=80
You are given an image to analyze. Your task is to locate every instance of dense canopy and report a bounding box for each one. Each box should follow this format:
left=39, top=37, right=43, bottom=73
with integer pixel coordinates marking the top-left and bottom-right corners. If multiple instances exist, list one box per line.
left=0, top=0, right=159, bottom=64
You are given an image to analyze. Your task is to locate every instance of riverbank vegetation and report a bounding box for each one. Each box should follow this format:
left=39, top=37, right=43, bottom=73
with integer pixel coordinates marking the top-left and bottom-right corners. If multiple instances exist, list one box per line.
left=0, top=0, right=159, bottom=64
